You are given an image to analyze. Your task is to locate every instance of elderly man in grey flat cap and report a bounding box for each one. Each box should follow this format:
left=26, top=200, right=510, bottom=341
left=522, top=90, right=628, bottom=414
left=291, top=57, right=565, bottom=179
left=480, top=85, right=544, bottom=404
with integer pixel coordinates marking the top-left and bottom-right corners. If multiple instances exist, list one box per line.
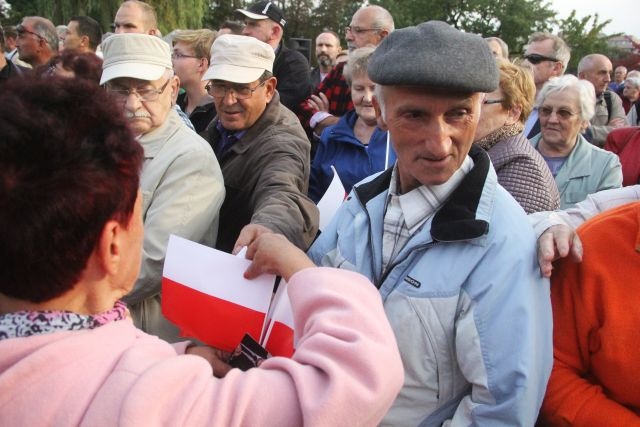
left=308, top=21, right=552, bottom=426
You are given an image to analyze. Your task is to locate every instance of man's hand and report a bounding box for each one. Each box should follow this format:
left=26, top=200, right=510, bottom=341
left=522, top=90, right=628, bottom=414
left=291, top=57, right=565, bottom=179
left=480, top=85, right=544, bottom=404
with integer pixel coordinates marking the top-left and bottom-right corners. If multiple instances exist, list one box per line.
left=307, top=92, right=330, bottom=113
left=537, top=224, right=583, bottom=278
left=233, top=224, right=274, bottom=255
left=185, top=345, right=233, bottom=378
left=243, top=233, right=315, bottom=281
left=609, top=117, right=626, bottom=128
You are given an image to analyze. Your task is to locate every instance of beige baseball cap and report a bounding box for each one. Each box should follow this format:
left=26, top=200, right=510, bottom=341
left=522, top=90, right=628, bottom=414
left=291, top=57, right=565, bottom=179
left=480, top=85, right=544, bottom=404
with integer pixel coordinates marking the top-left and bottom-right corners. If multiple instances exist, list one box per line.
left=202, top=34, right=274, bottom=84
left=100, top=34, right=172, bottom=85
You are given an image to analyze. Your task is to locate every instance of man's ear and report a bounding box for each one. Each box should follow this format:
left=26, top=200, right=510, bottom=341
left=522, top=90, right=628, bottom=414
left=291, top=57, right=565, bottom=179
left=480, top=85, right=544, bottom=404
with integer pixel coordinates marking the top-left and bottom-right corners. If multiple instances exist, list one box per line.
left=80, top=34, right=89, bottom=49
left=373, top=95, right=388, bottom=131
left=271, top=23, right=282, bottom=42
left=170, top=75, right=180, bottom=103
left=264, top=76, right=277, bottom=102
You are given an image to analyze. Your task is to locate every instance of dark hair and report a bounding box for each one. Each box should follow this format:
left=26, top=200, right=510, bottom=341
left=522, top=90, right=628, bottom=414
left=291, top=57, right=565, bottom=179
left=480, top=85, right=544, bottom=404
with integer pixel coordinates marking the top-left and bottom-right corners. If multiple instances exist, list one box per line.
left=70, top=16, right=103, bottom=50
left=0, top=77, right=144, bottom=302
left=0, top=25, right=4, bottom=50
left=220, top=20, right=245, bottom=35
left=42, top=49, right=104, bottom=83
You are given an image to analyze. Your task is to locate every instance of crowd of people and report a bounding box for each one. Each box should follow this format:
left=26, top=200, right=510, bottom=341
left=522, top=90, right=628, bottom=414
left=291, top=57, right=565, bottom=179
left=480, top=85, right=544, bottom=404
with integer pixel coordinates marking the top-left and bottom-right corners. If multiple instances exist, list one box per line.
left=1, top=0, right=639, bottom=425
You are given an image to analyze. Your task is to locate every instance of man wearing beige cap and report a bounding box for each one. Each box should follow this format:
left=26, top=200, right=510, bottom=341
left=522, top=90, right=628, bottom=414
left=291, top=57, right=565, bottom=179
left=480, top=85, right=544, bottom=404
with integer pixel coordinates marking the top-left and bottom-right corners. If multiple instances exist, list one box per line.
left=202, top=34, right=318, bottom=253
left=100, top=33, right=225, bottom=341
left=308, top=21, right=552, bottom=425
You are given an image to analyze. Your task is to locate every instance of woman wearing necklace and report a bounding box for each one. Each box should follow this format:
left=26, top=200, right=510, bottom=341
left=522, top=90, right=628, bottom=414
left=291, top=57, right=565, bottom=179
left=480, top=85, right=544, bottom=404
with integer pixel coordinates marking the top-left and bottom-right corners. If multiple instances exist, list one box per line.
left=0, top=77, right=403, bottom=426
left=474, top=58, right=559, bottom=213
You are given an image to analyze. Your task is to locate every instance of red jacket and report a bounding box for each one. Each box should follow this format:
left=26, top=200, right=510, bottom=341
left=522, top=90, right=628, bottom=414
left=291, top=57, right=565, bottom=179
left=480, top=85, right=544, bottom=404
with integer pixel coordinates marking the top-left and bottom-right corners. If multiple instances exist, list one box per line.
left=605, top=127, right=640, bottom=186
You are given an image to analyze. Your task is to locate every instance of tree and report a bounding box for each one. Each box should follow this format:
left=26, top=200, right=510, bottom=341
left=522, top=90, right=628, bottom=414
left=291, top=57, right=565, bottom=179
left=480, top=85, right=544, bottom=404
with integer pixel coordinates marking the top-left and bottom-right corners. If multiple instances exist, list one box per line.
left=310, top=0, right=361, bottom=45
left=370, top=0, right=556, bottom=57
left=557, top=11, right=620, bottom=74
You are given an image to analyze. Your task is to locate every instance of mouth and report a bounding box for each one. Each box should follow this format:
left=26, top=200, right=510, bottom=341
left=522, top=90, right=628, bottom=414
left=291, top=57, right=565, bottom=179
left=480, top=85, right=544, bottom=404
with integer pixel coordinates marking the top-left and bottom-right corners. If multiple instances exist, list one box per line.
left=125, top=112, right=151, bottom=119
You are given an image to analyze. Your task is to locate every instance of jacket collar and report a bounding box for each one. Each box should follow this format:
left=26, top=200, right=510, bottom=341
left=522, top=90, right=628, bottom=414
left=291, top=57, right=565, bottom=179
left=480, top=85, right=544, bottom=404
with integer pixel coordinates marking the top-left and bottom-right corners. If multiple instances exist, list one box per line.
left=354, top=144, right=492, bottom=242
left=138, top=109, right=183, bottom=158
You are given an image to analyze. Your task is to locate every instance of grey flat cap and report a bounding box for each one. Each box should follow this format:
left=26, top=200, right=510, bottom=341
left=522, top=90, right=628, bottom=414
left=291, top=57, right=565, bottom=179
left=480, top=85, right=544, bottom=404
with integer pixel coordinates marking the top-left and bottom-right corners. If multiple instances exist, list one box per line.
left=368, top=21, right=498, bottom=93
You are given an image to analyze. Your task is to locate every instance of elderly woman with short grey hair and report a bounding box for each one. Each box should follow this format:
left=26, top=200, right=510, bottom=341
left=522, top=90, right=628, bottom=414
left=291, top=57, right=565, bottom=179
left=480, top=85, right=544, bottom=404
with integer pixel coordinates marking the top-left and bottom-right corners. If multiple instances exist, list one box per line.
left=530, top=74, right=622, bottom=208
left=623, top=76, right=640, bottom=125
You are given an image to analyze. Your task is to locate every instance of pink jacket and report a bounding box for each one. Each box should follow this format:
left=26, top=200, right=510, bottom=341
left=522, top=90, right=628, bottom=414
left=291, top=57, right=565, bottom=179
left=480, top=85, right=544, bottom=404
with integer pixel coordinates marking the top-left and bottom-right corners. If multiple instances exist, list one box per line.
left=0, top=268, right=403, bottom=426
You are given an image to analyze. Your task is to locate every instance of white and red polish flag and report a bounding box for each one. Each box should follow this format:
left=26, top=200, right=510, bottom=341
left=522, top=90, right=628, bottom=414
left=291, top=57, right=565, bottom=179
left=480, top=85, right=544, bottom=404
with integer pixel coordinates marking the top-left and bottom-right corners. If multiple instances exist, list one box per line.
left=161, top=235, right=277, bottom=352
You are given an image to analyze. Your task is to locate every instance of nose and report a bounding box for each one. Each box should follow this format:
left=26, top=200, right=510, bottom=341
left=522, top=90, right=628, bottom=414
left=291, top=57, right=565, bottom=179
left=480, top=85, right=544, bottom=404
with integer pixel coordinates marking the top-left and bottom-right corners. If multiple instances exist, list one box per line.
left=362, top=87, right=374, bottom=103
left=221, top=90, right=238, bottom=105
left=124, top=92, right=142, bottom=111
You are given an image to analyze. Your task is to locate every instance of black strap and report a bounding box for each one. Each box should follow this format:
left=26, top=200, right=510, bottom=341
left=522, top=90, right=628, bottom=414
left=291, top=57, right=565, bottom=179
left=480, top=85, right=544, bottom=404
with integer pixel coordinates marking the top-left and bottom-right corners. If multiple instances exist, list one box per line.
left=604, top=91, right=612, bottom=123
left=635, top=102, right=640, bottom=125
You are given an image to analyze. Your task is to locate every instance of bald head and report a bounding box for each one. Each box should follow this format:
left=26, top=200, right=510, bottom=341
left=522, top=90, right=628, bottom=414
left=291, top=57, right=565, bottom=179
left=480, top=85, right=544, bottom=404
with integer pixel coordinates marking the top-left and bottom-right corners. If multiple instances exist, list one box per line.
left=578, top=53, right=613, bottom=96
left=114, top=1, right=159, bottom=35
left=346, top=6, right=394, bottom=52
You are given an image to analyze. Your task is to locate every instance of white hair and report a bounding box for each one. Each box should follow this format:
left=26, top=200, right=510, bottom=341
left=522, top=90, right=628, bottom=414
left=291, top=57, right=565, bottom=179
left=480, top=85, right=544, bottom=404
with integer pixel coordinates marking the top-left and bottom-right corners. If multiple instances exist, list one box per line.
left=535, top=74, right=596, bottom=121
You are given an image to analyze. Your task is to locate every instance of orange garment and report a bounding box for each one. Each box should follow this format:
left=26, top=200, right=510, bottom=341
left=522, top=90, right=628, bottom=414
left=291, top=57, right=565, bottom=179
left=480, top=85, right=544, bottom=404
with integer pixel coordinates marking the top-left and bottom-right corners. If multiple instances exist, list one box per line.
left=540, top=202, right=640, bottom=426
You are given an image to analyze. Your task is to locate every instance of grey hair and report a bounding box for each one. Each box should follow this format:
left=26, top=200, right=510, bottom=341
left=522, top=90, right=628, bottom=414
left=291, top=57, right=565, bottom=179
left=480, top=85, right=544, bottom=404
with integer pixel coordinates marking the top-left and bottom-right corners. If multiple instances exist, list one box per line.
left=625, top=76, right=640, bottom=90
left=344, top=46, right=376, bottom=86
left=535, top=74, right=596, bottom=121
left=25, top=17, right=59, bottom=53
left=367, top=5, right=395, bottom=33
left=485, top=37, right=509, bottom=59
left=526, top=32, right=570, bottom=73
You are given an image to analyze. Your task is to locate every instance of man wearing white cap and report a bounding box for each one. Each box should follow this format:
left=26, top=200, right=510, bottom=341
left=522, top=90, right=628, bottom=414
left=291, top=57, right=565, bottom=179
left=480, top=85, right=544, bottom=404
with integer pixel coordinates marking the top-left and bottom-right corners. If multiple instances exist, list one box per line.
left=202, top=34, right=318, bottom=253
left=100, top=33, right=225, bottom=341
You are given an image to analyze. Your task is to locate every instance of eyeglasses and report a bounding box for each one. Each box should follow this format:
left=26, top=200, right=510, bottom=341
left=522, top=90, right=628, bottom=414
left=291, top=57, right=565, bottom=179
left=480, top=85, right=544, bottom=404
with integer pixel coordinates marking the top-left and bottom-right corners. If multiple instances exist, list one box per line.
left=106, top=79, right=171, bottom=103
left=523, top=53, right=559, bottom=65
left=538, top=106, right=577, bottom=120
left=483, top=99, right=504, bottom=105
left=205, top=80, right=267, bottom=100
left=17, top=24, right=45, bottom=41
left=345, top=26, right=382, bottom=35
left=171, top=52, right=201, bottom=60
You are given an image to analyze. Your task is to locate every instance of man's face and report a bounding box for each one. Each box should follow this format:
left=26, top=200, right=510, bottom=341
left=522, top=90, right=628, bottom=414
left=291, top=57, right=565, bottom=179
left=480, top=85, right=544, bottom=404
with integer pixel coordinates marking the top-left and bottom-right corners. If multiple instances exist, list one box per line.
left=487, top=40, right=502, bottom=58
left=114, top=3, right=153, bottom=34
left=62, top=20, right=82, bottom=50
left=614, top=67, right=627, bottom=84
left=16, top=20, right=43, bottom=64
left=524, top=39, right=562, bottom=89
left=107, top=75, right=177, bottom=136
left=345, top=9, right=384, bottom=52
left=580, top=56, right=612, bottom=96
left=376, top=86, right=482, bottom=193
left=211, top=77, right=276, bottom=131
left=242, top=19, right=275, bottom=44
left=315, top=32, right=340, bottom=67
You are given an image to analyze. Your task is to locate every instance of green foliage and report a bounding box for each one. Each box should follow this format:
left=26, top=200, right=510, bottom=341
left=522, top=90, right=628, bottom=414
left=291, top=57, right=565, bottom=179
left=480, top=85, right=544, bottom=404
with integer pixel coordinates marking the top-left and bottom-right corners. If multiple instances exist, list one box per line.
left=557, top=11, right=620, bottom=74
left=202, top=0, right=246, bottom=31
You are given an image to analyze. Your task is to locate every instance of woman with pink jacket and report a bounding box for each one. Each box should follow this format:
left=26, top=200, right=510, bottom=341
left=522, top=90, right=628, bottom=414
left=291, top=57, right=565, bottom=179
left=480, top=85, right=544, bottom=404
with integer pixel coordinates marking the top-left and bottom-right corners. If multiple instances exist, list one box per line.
left=0, top=77, right=403, bottom=426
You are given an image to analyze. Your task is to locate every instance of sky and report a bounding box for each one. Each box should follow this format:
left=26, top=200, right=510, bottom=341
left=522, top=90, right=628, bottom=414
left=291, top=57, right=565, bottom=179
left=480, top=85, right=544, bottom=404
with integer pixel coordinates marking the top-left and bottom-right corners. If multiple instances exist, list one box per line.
left=549, top=0, right=639, bottom=39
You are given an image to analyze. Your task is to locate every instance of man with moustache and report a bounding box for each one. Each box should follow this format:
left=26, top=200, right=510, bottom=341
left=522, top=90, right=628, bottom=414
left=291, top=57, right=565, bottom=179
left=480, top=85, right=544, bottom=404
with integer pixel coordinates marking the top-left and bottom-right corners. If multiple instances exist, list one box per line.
left=100, top=34, right=224, bottom=341
left=311, top=30, right=341, bottom=88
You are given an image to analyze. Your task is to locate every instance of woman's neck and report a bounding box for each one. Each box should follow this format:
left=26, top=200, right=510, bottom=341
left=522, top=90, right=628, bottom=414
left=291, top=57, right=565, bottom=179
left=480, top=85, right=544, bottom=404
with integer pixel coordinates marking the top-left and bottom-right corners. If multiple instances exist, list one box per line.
left=538, top=135, right=578, bottom=158
left=353, top=116, right=376, bottom=145
left=182, top=81, right=213, bottom=115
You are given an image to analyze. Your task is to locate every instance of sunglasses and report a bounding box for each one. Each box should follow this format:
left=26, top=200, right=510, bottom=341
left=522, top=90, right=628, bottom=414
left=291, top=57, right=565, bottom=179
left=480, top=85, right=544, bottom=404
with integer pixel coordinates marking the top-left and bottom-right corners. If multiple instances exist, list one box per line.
left=523, top=54, right=559, bottom=65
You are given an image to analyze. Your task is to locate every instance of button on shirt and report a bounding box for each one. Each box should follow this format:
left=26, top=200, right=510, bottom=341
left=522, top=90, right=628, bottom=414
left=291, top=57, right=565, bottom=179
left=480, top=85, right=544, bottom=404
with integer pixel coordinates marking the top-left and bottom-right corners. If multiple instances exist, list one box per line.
left=382, top=156, right=474, bottom=272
